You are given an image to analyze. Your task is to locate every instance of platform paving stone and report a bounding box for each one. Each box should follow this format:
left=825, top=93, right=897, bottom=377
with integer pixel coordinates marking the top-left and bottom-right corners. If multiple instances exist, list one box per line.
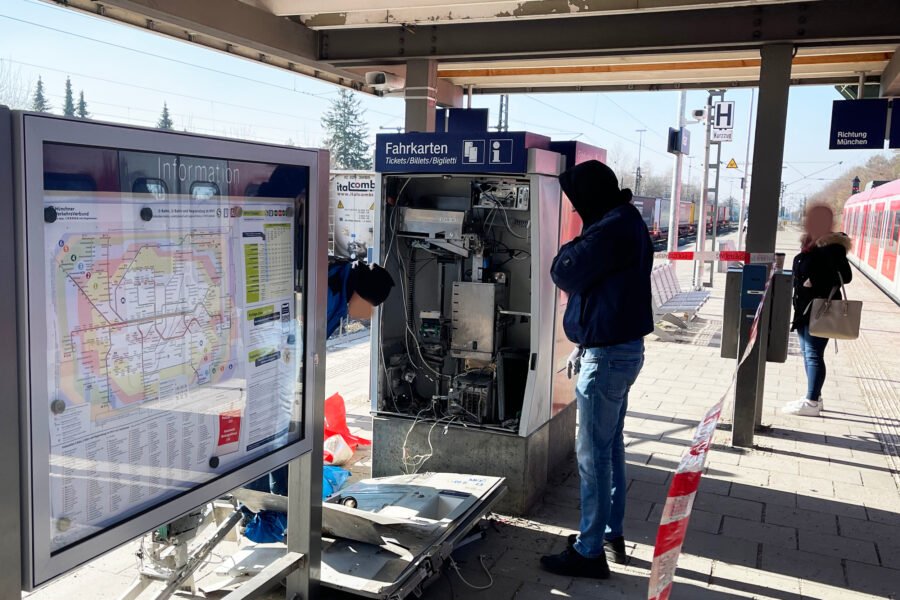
left=760, top=546, right=847, bottom=588
left=765, top=504, right=838, bottom=535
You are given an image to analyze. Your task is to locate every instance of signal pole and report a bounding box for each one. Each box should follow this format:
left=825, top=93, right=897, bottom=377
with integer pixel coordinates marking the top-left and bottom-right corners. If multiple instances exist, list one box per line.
left=635, top=128, right=646, bottom=195
left=667, top=91, right=687, bottom=253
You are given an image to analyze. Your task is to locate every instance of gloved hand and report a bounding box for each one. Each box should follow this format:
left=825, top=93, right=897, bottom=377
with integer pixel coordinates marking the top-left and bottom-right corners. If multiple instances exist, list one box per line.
left=566, top=346, right=583, bottom=379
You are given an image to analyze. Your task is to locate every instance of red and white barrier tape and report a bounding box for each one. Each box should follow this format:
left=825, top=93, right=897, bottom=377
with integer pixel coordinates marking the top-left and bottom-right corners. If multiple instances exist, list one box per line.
left=653, top=250, right=776, bottom=263
left=647, top=263, right=777, bottom=600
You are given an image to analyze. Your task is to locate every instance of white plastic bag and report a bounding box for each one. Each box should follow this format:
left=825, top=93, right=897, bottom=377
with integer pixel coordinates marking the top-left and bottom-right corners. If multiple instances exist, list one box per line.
left=323, top=434, right=354, bottom=466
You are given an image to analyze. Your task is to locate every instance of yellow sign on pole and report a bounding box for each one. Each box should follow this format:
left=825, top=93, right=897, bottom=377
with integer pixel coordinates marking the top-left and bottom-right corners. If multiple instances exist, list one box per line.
left=726, top=158, right=739, bottom=169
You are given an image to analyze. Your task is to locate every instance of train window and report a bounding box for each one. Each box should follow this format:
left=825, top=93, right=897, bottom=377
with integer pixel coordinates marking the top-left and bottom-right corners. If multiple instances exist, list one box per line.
left=891, top=210, right=900, bottom=247
left=132, top=177, right=168, bottom=200
left=190, top=181, right=220, bottom=200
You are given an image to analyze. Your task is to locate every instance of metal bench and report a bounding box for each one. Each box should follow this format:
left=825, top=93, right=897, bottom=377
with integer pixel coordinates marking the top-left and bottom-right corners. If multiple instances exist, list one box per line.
left=651, top=263, right=711, bottom=339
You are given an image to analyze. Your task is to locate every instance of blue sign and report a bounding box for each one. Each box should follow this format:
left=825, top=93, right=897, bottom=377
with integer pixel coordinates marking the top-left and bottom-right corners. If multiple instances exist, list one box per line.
left=376, top=132, right=544, bottom=173
left=890, top=103, right=900, bottom=150
left=829, top=99, right=888, bottom=149
left=740, top=264, right=768, bottom=310
left=667, top=127, right=690, bottom=155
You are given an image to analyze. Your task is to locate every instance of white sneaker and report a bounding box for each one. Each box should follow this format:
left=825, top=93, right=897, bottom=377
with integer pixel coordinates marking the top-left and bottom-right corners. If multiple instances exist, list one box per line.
left=781, top=399, right=821, bottom=416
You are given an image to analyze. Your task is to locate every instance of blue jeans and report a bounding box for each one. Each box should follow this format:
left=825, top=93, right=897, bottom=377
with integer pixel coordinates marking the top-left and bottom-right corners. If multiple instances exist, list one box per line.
left=574, top=339, right=644, bottom=559
left=797, top=325, right=829, bottom=401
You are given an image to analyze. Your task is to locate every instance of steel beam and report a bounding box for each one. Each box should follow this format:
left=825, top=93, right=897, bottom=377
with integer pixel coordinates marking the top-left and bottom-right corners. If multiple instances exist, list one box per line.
left=880, top=46, right=900, bottom=97
left=429, top=75, right=883, bottom=95
left=404, top=60, right=438, bottom=132
left=733, top=43, right=792, bottom=448
left=319, top=0, right=900, bottom=65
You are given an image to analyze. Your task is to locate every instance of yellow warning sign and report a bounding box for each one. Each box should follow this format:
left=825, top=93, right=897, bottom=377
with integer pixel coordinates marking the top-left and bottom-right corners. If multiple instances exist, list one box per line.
left=337, top=200, right=345, bottom=209
left=369, top=203, right=375, bottom=210
left=726, top=158, right=739, bottom=169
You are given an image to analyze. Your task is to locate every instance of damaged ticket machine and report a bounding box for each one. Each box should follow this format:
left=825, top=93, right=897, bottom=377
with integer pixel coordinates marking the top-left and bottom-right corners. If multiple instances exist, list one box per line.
left=371, top=127, right=607, bottom=514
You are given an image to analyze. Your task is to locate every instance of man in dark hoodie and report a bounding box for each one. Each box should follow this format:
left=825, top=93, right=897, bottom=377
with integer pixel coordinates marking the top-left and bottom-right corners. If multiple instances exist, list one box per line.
left=541, top=160, right=654, bottom=578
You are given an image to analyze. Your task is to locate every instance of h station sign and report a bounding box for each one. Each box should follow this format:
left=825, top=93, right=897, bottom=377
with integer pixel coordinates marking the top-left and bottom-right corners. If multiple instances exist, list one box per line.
left=711, top=101, right=734, bottom=142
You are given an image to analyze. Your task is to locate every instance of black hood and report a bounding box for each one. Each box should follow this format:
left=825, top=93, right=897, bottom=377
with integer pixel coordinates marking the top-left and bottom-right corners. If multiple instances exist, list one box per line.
left=558, top=160, right=632, bottom=226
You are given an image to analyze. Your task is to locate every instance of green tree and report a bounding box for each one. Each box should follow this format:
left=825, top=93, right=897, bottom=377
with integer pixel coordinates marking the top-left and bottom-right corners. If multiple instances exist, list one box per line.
left=30, top=75, right=50, bottom=113
left=76, top=90, right=89, bottom=119
left=321, top=89, right=372, bottom=169
left=63, top=77, right=75, bottom=117
left=157, top=102, right=174, bottom=129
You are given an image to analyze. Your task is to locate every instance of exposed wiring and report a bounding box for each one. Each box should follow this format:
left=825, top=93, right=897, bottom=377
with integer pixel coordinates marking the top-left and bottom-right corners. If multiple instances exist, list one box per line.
left=401, top=413, right=458, bottom=474
left=481, top=195, right=529, bottom=240
left=449, top=555, right=494, bottom=591
left=378, top=177, right=413, bottom=409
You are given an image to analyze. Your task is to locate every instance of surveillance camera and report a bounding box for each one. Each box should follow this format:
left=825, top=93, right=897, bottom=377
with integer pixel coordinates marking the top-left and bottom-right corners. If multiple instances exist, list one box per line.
left=691, top=108, right=707, bottom=120
left=365, top=71, right=405, bottom=91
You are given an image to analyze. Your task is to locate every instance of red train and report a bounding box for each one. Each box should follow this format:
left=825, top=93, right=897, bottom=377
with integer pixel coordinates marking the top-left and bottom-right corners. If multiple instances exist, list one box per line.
left=842, top=178, right=900, bottom=303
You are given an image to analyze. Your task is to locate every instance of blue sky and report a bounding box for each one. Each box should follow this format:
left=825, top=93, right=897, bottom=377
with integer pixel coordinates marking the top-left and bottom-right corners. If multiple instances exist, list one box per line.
left=0, top=0, right=891, bottom=208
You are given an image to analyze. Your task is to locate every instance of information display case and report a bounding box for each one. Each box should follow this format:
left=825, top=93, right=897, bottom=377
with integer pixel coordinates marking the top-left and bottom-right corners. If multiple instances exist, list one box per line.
left=9, top=112, right=327, bottom=589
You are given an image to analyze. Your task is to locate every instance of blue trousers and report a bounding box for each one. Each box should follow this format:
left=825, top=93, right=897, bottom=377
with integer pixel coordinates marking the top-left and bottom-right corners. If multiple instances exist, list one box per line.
left=797, top=325, right=829, bottom=401
left=573, top=340, right=644, bottom=559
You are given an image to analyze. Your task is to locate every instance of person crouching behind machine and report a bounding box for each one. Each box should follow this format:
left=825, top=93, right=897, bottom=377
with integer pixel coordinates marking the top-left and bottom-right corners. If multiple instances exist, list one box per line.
left=242, top=261, right=394, bottom=543
left=541, top=160, right=653, bottom=579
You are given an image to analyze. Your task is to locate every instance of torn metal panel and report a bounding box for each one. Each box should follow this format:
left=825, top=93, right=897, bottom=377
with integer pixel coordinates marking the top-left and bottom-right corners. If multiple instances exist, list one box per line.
left=320, top=473, right=506, bottom=598
left=223, top=473, right=506, bottom=599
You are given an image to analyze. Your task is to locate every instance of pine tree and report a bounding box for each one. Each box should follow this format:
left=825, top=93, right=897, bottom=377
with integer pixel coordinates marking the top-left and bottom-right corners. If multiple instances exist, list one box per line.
left=31, top=76, right=50, bottom=113
left=76, top=91, right=89, bottom=119
left=321, top=89, right=373, bottom=170
left=63, top=77, right=75, bottom=117
left=157, top=102, right=174, bottom=130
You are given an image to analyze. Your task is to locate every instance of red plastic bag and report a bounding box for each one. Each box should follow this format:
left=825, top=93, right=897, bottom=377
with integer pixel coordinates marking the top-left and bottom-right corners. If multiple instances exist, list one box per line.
left=324, top=393, right=371, bottom=451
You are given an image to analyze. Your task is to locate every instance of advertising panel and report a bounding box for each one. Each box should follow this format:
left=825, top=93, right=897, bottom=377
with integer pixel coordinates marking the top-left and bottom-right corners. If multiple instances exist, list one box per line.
left=330, top=172, right=377, bottom=261
left=17, top=114, right=321, bottom=588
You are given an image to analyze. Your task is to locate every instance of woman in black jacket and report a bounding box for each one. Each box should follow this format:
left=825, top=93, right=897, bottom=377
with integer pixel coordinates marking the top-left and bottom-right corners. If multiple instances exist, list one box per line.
left=782, top=204, right=852, bottom=417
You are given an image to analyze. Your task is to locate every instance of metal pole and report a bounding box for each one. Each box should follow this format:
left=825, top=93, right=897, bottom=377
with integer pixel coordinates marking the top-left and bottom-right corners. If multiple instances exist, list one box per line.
left=0, top=106, right=22, bottom=600
left=693, top=93, right=713, bottom=289
left=467, top=84, right=473, bottom=109
left=732, top=43, right=793, bottom=448
left=668, top=91, right=686, bottom=253
left=635, top=128, right=646, bottom=195
left=737, top=88, right=755, bottom=250
left=857, top=71, right=866, bottom=99
left=709, top=126, right=723, bottom=287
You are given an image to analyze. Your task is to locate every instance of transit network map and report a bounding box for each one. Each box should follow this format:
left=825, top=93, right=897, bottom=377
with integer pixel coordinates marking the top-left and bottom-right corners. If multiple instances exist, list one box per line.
left=51, top=229, right=238, bottom=421
left=43, top=197, right=300, bottom=552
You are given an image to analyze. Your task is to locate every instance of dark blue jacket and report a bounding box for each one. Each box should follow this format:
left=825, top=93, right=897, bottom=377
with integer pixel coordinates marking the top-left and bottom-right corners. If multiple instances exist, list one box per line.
left=551, top=203, right=654, bottom=347
left=327, top=261, right=352, bottom=337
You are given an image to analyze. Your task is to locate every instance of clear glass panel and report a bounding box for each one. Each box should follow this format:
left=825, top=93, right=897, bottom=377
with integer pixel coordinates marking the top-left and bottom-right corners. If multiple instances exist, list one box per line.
left=42, top=143, right=307, bottom=552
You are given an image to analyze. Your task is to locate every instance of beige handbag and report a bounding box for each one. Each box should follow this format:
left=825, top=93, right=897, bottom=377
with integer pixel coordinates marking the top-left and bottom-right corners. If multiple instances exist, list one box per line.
left=808, top=274, right=861, bottom=340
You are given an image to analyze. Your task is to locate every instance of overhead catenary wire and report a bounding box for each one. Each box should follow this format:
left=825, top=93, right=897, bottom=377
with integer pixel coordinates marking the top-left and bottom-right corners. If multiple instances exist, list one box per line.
left=524, top=94, right=670, bottom=159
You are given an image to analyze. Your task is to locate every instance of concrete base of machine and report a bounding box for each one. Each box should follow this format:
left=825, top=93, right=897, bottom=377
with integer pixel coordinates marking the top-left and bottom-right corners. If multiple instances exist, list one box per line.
left=371, top=400, right=577, bottom=516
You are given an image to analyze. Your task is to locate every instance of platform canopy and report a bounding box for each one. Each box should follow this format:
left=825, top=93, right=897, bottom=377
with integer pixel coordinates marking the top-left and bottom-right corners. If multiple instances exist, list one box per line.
left=56, top=0, right=899, bottom=100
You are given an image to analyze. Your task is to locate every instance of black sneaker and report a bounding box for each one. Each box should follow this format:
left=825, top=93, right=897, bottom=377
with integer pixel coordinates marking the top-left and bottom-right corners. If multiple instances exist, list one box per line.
left=540, top=547, right=611, bottom=579
left=567, top=534, right=628, bottom=565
